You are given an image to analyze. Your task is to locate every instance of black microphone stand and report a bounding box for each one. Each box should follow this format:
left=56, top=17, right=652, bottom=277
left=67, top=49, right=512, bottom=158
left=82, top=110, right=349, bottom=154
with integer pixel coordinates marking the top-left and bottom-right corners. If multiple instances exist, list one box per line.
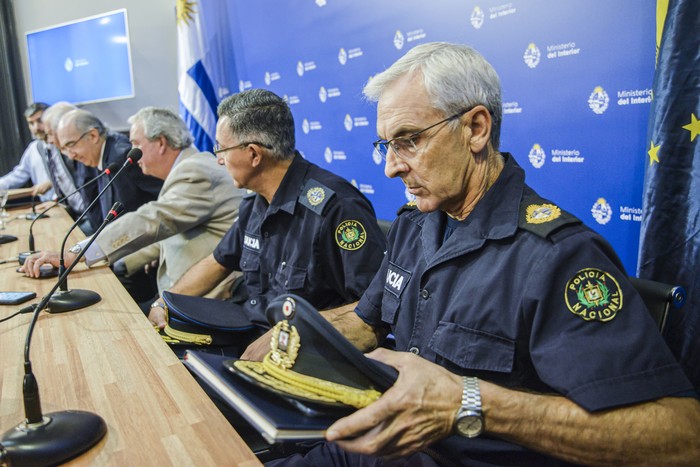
left=0, top=203, right=123, bottom=466
left=50, top=150, right=140, bottom=313
left=23, top=195, right=43, bottom=221
left=19, top=163, right=116, bottom=264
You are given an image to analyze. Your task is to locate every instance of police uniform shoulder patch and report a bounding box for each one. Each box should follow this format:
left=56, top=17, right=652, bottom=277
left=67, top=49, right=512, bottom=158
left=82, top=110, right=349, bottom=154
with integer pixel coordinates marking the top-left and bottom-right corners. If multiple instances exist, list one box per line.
left=396, top=200, right=417, bottom=216
left=335, top=219, right=367, bottom=251
left=299, top=179, right=335, bottom=215
left=518, top=192, right=580, bottom=238
left=565, top=268, right=623, bottom=322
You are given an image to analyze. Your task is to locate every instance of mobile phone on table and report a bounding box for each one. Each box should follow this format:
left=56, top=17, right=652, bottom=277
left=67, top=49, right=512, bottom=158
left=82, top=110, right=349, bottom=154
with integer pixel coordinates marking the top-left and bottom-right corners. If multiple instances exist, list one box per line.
left=0, top=291, right=37, bottom=305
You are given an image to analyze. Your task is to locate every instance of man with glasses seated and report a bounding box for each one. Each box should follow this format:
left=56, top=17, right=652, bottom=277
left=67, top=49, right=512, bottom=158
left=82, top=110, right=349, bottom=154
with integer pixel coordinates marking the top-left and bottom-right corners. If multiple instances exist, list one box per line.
left=21, top=107, right=243, bottom=308
left=267, top=42, right=700, bottom=466
left=56, top=109, right=162, bottom=231
left=148, top=90, right=386, bottom=351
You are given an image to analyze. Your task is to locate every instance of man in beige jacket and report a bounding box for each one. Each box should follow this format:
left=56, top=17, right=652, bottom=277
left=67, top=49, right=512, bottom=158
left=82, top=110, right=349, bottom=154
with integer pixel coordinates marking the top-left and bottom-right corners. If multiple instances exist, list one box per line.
left=22, top=107, right=244, bottom=305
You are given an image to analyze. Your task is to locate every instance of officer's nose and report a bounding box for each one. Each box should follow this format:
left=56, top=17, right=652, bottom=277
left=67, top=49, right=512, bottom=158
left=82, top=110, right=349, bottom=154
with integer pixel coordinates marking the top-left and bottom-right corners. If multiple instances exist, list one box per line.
left=384, top=147, right=408, bottom=179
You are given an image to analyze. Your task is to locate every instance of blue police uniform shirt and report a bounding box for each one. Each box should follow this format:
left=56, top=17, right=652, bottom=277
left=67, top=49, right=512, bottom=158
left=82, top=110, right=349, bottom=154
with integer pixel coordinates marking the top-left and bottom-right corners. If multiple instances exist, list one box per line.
left=214, top=152, right=386, bottom=327
left=355, top=153, right=694, bottom=464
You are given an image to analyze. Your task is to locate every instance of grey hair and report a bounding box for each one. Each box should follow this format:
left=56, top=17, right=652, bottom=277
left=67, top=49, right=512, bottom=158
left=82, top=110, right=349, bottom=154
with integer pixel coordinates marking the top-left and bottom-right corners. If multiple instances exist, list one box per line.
left=217, top=89, right=295, bottom=161
left=60, top=109, right=106, bottom=137
left=42, top=102, right=77, bottom=130
left=363, top=42, right=502, bottom=150
left=128, top=107, right=193, bottom=150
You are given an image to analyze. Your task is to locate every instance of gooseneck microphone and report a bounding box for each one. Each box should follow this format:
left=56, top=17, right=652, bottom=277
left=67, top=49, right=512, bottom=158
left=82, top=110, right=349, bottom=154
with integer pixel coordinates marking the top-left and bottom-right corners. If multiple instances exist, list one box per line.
left=24, top=195, right=41, bottom=221
left=0, top=203, right=124, bottom=466
left=23, top=162, right=120, bottom=255
left=48, top=148, right=142, bottom=313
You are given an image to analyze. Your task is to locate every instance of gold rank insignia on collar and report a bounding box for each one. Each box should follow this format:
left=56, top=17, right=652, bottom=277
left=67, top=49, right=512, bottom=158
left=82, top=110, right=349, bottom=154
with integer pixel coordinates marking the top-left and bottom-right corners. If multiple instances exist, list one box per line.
left=228, top=294, right=397, bottom=410
left=525, top=203, right=561, bottom=224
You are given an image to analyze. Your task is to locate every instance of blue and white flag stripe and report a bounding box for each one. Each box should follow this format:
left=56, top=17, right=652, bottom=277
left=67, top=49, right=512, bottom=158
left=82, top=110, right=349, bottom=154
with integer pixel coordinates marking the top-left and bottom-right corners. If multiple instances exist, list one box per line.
left=177, top=4, right=217, bottom=152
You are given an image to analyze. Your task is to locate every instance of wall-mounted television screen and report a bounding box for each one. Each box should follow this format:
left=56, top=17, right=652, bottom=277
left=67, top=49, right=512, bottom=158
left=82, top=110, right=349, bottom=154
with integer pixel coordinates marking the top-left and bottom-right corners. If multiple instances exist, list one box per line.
left=26, top=9, right=134, bottom=105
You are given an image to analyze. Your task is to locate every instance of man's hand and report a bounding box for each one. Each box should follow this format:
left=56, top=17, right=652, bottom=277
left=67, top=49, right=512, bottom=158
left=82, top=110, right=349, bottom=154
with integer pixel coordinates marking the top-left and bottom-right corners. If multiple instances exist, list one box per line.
left=240, top=328, right=273, bottom=361
left=32, top=181, right=52, bottom=197
left=326, top=348, right=462, bottom=458
left=144, top=259, right=159, bottom=275
left=20, top=250, right=78, bottom=278
left=148, top=301, right=167, bottom=329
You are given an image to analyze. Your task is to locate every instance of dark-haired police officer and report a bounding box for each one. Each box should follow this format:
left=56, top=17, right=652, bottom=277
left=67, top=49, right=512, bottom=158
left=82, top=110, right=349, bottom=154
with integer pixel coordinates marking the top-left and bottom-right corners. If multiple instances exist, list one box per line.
left=268, top=43, right=700, bottom=466
left=149, top=89, right=385, bottom=338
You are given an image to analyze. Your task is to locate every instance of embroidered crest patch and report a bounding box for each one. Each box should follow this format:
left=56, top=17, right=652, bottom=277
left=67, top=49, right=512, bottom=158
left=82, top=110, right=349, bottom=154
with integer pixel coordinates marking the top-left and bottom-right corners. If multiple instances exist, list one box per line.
left=335, top=220, right=367, bottom=251
left=306, top=187, right=325, bottom=206
left=526, top=204, right=561, bottom=224
left=565, top=268, right=623, bottom=322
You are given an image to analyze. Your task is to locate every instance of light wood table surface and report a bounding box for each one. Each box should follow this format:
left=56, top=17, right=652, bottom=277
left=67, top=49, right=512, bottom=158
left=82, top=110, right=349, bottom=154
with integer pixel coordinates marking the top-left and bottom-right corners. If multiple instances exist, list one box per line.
left=0, top=205, right=260, bottom=466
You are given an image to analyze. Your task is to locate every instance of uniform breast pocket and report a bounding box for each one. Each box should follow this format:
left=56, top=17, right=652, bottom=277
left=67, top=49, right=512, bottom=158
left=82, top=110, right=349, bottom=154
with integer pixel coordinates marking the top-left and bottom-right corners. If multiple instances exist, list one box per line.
left=275, top=262, right=307, bottom=292
left=429, top=321, right=515, bottom=373
left=240, top=251, right=262, bottom=294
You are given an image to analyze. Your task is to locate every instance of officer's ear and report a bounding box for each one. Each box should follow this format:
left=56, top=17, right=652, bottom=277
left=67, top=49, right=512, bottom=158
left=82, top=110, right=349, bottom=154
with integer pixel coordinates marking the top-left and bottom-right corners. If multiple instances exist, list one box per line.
left=464, top=105, right=491, bottom=155
left=249, top=143, right=265, bottom=168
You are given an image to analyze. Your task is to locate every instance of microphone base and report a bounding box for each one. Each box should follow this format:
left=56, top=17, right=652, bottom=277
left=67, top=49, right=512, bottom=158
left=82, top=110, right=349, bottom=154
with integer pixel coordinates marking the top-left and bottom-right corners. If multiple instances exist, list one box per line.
left=24, top=213, right=48, bottom=221
left=18, top=250, right=37, bottom=266
left=1, top=410, right=107, bottom=466
left=48, top=289, right=101, bottom=313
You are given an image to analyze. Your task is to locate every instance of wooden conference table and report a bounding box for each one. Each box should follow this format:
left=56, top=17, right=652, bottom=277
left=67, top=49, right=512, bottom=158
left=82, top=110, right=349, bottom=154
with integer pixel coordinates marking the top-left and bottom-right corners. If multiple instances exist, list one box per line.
left=0, top=203, right=259, bottom=465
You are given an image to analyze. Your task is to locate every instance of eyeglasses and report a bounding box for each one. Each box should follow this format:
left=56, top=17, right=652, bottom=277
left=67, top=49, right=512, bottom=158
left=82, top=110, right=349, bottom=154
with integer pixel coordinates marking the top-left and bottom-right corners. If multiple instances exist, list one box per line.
left=213, top=141, right=272, bottom=154
left=62, top=131, right=91, bottom=151
left=372, top=107, right=474, bottom=161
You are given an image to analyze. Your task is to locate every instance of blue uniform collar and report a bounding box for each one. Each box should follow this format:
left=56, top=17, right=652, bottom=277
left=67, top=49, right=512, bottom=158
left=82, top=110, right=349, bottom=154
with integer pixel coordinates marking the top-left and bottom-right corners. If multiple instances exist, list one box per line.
left=260, top=151, right=309, bottom=216
left=420, top=153, right=524, bottom=266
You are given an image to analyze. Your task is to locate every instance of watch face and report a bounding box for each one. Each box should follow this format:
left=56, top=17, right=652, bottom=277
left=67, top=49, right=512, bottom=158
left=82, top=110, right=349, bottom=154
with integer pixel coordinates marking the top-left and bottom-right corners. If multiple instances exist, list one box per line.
left=457, top=414, right=483, bottom=438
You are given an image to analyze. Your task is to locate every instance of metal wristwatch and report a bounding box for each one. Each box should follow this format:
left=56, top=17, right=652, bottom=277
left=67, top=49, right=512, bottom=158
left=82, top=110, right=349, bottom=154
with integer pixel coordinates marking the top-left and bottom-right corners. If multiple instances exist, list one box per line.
left=455, top=376, right=483, bottom=438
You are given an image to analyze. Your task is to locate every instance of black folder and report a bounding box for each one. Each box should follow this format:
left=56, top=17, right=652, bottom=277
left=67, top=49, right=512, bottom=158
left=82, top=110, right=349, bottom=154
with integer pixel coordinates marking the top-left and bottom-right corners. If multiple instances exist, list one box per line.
left=184, top=350, right=347, bottom=444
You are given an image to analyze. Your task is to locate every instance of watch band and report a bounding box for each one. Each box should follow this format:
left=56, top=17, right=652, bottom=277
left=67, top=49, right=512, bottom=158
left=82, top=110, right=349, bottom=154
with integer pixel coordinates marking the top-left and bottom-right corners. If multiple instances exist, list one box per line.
left=455, top=376, right=483, bottom=438
left=462, top=376, right=482, bottom=412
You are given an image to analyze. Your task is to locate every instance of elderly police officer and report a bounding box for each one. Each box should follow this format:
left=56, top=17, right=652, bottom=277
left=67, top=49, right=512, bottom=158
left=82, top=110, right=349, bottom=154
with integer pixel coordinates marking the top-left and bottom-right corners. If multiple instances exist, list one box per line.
left=272, top=42, right=700, bottom=466
left=149, top=89, right=386, bottom=335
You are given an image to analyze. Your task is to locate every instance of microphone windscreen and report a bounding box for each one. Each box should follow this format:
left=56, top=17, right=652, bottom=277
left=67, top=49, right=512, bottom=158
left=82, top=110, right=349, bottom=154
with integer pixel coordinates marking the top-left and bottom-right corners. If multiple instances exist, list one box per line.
left=127, top=147, right=143, bottom=163
left=105, top=162, right=119, bottom=174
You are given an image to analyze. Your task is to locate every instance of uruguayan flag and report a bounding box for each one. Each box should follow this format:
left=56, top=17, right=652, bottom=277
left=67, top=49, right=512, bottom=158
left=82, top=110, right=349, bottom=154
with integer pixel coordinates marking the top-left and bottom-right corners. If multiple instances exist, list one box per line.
left=177, top=1, right=222, bottom=152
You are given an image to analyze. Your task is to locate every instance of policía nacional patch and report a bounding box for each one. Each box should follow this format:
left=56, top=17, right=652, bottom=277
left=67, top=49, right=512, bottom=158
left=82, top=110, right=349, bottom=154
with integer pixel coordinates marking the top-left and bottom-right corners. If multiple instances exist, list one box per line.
left=335, top=220, right=367, bottom=251
left=565, top=268, right=623, bottom=322
left=526, top=203, right=561, bottom=224
left=306, top=187, right=325, bottom=206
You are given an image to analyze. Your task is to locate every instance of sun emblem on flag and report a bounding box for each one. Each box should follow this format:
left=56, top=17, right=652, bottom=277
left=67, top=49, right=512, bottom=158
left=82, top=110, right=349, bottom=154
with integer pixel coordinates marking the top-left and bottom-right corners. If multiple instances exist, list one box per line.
left=177, top=0, right=197, bottom=25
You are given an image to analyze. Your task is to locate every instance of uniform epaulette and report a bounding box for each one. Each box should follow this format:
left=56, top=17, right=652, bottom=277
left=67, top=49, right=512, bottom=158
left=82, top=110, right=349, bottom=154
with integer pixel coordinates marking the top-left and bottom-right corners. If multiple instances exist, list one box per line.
left=518, top=193, right=581, bottom=239
left=299, top=179, right=335, bottom=215
left=243, top=189, right=256, bottom=199
left=396, top=200, right=418, bottom=216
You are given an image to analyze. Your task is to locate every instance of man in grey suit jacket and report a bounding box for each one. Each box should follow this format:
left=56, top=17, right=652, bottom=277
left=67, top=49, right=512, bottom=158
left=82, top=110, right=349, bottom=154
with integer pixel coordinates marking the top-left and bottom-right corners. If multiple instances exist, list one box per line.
left=21, top=107, right=244, bottom=303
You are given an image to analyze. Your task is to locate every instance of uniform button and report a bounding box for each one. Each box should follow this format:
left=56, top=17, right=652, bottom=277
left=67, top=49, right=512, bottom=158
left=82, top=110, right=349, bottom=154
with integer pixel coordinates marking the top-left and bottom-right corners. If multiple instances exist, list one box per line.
left=242, top=260, right=247, bottom=267
left=281, top=262, right=286, bottom=269
left=420, top=289, right=430, bottom=299
left=409, top=346, right=420, bottom=355
left=284, top=280, right=289, bottom=287
left=250, top=299, right=257, bottom=305
left=264, top=231, right=269, bottom=238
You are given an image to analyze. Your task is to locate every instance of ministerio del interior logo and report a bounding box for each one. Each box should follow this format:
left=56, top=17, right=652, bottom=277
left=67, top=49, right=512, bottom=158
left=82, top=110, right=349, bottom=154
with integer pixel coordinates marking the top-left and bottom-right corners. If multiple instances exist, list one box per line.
left=528, top=143, right=546, bottom=168
left=523, top=43, right=541, bottom=69
left=588, top=86, right=610, bottom=114
left=393, top=30, right=405, bottom=50
left=471, top=6, right=485, bottom=29
left=591, top=198, right=612, bottom=225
